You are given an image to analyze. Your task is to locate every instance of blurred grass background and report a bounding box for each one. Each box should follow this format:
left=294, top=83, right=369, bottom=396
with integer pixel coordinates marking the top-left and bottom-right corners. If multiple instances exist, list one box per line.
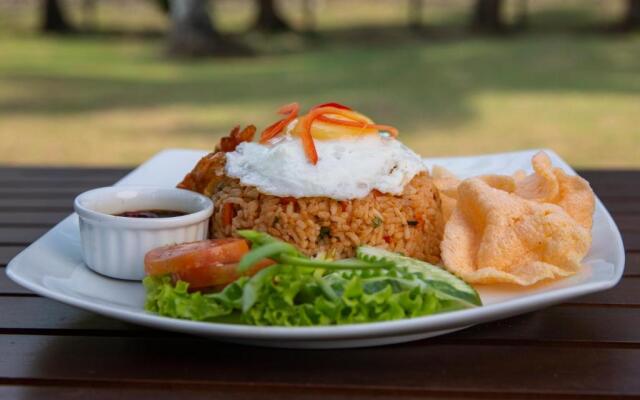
left=0, top=0, right=638, bottom=167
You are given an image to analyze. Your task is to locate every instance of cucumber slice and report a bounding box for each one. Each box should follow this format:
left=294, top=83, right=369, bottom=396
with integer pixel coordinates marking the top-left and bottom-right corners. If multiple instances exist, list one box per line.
left=356, top=246, right=482, bottom=307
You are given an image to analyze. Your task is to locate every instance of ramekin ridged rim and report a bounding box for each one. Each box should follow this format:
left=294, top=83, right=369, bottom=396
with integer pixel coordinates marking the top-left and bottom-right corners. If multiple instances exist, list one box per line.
left=73, top=186, right=213, bottom=229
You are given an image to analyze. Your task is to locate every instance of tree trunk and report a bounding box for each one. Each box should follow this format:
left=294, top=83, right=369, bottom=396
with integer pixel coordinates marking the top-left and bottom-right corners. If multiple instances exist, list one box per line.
left=620, top=0, right=640, bottom=30
left=81, top=0, right=98, bottom=30
left=253, top=0, right=292, bottom=33
left=41, top=0, right=73, bottom=34
left=514, top=0, right=528, bottom=30
left=408, top=0, right=423, bottom=30
left=167, top=0, right=251, bottom=58
left=301, top=0, right=315, bottom=33
left=471, top=0, right=505, bottom=34
left=155, top=0, right=171, bottom=14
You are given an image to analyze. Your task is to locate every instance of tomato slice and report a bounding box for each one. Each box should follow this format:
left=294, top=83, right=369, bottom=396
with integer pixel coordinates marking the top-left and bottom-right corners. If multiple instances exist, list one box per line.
left=144, top=239, right=272, bottom=289
left=170, top=259, right=274, bottom=290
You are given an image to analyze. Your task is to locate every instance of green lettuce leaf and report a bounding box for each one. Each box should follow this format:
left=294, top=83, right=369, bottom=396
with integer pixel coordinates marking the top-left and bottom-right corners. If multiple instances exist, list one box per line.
left=144, top=230, right=480, bottom=326
left=145, top=265, right=471, bottom=326
left=143, top=275, right=246, bottom=321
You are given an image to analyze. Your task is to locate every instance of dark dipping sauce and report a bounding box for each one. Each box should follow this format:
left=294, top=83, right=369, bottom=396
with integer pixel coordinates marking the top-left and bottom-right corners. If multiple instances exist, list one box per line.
left=114, top=209, right=187, bottom=219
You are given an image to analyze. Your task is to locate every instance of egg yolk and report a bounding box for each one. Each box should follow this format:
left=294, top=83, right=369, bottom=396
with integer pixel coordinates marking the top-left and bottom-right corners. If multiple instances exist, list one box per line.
left=291, top=112, right=378, bottom=140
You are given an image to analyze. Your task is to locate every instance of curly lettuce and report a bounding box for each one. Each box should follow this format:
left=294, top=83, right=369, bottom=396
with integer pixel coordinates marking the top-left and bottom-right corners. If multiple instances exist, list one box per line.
left=144, top=230, right=481, bottom=326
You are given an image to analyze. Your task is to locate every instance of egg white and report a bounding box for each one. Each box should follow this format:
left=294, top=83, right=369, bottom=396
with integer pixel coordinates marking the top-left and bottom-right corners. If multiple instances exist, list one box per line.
left=224, top=135, right=426, bottom=200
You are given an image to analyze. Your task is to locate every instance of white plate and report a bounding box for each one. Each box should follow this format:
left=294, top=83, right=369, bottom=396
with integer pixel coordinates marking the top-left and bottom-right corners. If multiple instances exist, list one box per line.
left=6, top=149, right=625, bottom=349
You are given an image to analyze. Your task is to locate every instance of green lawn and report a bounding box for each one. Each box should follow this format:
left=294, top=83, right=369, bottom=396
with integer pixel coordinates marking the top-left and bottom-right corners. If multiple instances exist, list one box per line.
left=0, top=1, right=639, bottom=167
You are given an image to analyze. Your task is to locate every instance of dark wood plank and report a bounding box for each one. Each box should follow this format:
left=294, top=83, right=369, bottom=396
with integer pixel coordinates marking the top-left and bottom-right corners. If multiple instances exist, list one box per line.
left=0, top=167, right=127, bottom=191
left=0, top=178, right=124, bottom=189
left=0, top=383, right=526, bottom=400
left=3, top=295, right=640, bottom=345
left=453, top=305, right=640, bottom=344
left=0, top=270, right=32, bottom=295
left=614, top=215, right=640, bottom=236
left=0, top=166, right=130, bottom=180
left=579, top=171, right=640, bottom=194
left=579, top=170, right=640, bottom=184
left=622, top=233, right=640, bottom=252
left=600, top=197, right=640, bottom=215
left=0, top=297, right=145, bottom=334
left=569, top=277, right=639, bottom=306
left=620, top=228, right=640, bottom=250
left=1, top=335, right=640, bottom=396
left=0, top=198, right=73, bottom=211
left=0, top=187, right=91, bottom=199
left=624, top=252, right=640, bottom=276
left=0, top=211, right=69, bottom=227
left=0, top=246, right=25, bottom=265
left=591, top=187, right=640, bottom=200
left=0, top=227, right=49, bottom=245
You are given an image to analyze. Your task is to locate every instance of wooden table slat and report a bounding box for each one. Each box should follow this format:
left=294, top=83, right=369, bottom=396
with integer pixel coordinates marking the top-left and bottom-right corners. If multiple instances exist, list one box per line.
left=0, top=211, right=70, bottom=226
left=599, top=197, right=640, bottom=216
left=0, top=271, right=31, bottom=295
left=0, top=227, right=52, bottom=245
left=3, top=296, right=640, bottom=345
left=0, top=246, right=26, bottom=265
left=2, top=334, right=640, bottom=396
left=0, top=385, right=405, bottom=400
left=0, top=187, right=97, bottom=199
left=0, top=166, right=130, bottom=179
left=567, top=277, right=640, bottom=306
left=578, top=170, right=640, bottom=183
left=0, top=198, right=76, bottom=211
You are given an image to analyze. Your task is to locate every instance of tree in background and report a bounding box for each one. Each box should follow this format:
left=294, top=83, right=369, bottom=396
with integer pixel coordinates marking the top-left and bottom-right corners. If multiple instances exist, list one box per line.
left=408, top=0, right=424, bottom=31
left=471, top=0, right=505, bottom=33
left=252, top=0, right=292, bottom=33
left=156, top=0, right=171, bottom=14
left=620, top=0, right=640, bottom=30
left=168, top=0, right=218, bottom=56
left=301, top=0, right=316, bottom=33
left=167, top=0, right=251, bottom=57
left=41, top=0, right=74, bottom=33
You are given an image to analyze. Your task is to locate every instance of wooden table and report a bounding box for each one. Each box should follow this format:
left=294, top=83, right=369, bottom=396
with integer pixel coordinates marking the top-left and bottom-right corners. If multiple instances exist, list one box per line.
left=0, top=166, right=638, bottom=399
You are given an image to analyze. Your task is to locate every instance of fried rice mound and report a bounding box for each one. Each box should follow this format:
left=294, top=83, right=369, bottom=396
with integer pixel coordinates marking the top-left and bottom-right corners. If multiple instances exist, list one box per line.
left=178, top=126, right=444, bottom=263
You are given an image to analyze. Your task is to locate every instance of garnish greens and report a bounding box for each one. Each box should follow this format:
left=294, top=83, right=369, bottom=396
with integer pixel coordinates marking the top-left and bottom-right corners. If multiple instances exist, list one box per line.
left=144, top=231, right=481, bottom=326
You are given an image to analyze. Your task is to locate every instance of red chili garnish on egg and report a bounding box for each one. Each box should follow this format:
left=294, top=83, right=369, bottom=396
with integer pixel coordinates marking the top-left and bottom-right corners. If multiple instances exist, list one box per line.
left=316, top=116, right=399, bottom=138
left=298, top=106, right=372, bottom=165
left=311, top=102, right=353, bottom=111
left=259, top=102, right=300, bottom=144
left=260, top=103, right=399, bottom=165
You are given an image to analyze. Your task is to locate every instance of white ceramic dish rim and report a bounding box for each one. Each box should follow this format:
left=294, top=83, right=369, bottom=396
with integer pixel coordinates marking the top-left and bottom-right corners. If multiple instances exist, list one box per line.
left=6, top=148, right=625, bottom=342
left=74, top=186, right=214, bottom=229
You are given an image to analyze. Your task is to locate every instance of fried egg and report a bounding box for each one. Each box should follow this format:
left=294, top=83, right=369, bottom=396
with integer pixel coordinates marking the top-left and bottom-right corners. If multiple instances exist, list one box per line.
left=225, top=133, right=426, bottom=200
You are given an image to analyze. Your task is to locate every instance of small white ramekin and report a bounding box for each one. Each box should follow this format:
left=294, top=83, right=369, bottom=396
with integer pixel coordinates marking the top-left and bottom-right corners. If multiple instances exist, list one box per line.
left=74, top=186, right=213, bottom=280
